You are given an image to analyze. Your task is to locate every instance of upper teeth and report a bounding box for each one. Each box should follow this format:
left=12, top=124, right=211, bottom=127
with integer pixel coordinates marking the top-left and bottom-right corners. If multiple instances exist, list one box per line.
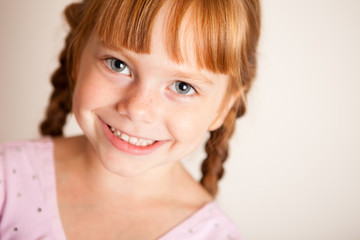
left=109, top=126, right=155, bottom=147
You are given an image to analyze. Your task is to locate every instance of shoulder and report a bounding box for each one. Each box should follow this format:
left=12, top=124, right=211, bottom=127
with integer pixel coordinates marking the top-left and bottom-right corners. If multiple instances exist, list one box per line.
left=0, top=137, right=53, bottom=151
left=0, top=137, right=53, bottom=174
left=0, top=138, right=54, bottom=186
left=0, top=138, right=60, bottom=239
left=160, top=201, right=243, bottom=240
left=0, top=137, right=55, bottom=195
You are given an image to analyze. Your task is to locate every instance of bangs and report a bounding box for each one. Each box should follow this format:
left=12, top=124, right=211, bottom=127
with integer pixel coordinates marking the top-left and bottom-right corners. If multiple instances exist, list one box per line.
left=93, top=0, right=165, bottom=53
left=91, top=0, right=244, bottom=78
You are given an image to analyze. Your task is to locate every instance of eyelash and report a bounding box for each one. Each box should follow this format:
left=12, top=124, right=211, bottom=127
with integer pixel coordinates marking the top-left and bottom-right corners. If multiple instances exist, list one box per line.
left=169, top=81, right=197, bottom=96
left=104, top=57, right=131, bottom=76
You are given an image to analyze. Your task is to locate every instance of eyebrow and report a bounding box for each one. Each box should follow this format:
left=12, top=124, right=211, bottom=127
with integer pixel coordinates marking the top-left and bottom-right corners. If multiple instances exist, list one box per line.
left=170, top=70, right=214, bottom=85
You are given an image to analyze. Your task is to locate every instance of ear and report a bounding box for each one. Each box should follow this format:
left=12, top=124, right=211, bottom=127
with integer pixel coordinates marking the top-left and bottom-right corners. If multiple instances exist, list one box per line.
left=208, top=89, right=241, bottom=131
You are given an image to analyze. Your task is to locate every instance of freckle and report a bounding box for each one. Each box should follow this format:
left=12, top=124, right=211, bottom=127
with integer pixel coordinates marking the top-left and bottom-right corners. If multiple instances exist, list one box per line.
left=188, top=228, right=193, bottom=233
left=13, top=169, right=16, bottom=174
left=32, top=175, right=38, bottom=180
left=214, top=223, right=219, bottom=228
left=17, top=193, right=21, bottom=198
left=15, top=147, right=21, bottom=152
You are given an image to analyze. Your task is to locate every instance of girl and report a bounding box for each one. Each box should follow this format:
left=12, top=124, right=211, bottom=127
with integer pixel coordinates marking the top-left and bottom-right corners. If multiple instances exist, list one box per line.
left=0, top=0, right=261, bottom=239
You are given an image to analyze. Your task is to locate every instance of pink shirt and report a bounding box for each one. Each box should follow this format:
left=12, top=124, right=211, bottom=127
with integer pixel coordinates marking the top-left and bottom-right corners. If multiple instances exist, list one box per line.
left=0, top=139, right=242, bottom=240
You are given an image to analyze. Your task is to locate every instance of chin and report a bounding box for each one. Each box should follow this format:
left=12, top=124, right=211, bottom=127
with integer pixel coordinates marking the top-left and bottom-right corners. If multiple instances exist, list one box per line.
left=97, top=152, right=162, bottom=179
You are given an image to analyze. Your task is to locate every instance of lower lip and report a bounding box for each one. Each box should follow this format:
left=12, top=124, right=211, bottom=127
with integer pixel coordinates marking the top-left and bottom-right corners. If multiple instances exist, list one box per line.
left=100, top=119, right=166, bottom=156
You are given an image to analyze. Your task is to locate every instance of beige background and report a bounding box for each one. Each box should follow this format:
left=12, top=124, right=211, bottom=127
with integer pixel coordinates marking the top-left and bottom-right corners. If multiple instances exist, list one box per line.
left=1, top=0, right=360, bottom=239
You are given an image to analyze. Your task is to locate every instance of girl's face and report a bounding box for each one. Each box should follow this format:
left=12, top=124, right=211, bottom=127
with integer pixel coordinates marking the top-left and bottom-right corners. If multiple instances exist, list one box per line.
left=72, top=7, right=235, bottom=177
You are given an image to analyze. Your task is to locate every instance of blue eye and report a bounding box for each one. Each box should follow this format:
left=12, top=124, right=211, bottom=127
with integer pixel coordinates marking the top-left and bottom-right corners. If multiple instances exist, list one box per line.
left=170, top=81, right=196, bottom=95
left=105, top=58, right=130, bottom=75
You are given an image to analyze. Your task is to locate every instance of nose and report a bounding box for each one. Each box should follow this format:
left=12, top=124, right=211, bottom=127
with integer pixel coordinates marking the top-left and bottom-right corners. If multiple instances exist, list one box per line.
left=116, top=83, right=158, bottom=124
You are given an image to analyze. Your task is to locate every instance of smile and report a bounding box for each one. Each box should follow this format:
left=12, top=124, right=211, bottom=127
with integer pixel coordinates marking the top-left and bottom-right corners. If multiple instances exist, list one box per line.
left=100, top=117, right=166, bottom=156
left=107, top=124, right=156, bottom=147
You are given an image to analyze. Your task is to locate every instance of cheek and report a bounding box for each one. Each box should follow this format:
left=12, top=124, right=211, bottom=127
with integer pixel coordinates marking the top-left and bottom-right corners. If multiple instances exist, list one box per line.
left=169, top=104, right=216, bottom=142
left=73, top=72, right=113, bottom=112
left=72, top=82, right=92, bottom=132
left=72, top=73, right=109, bottom=131
left=72, top=83, right=93, bottom=122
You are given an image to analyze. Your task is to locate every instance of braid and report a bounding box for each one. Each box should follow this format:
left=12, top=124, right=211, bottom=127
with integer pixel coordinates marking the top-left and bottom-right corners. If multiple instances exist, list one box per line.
left=200, top=0, right=260, bottom=197
left=200, top=69, right=254, bottom=197
left=39, top=2, right=85, bottom=136
left=200, top=99, right=240, bottom=196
